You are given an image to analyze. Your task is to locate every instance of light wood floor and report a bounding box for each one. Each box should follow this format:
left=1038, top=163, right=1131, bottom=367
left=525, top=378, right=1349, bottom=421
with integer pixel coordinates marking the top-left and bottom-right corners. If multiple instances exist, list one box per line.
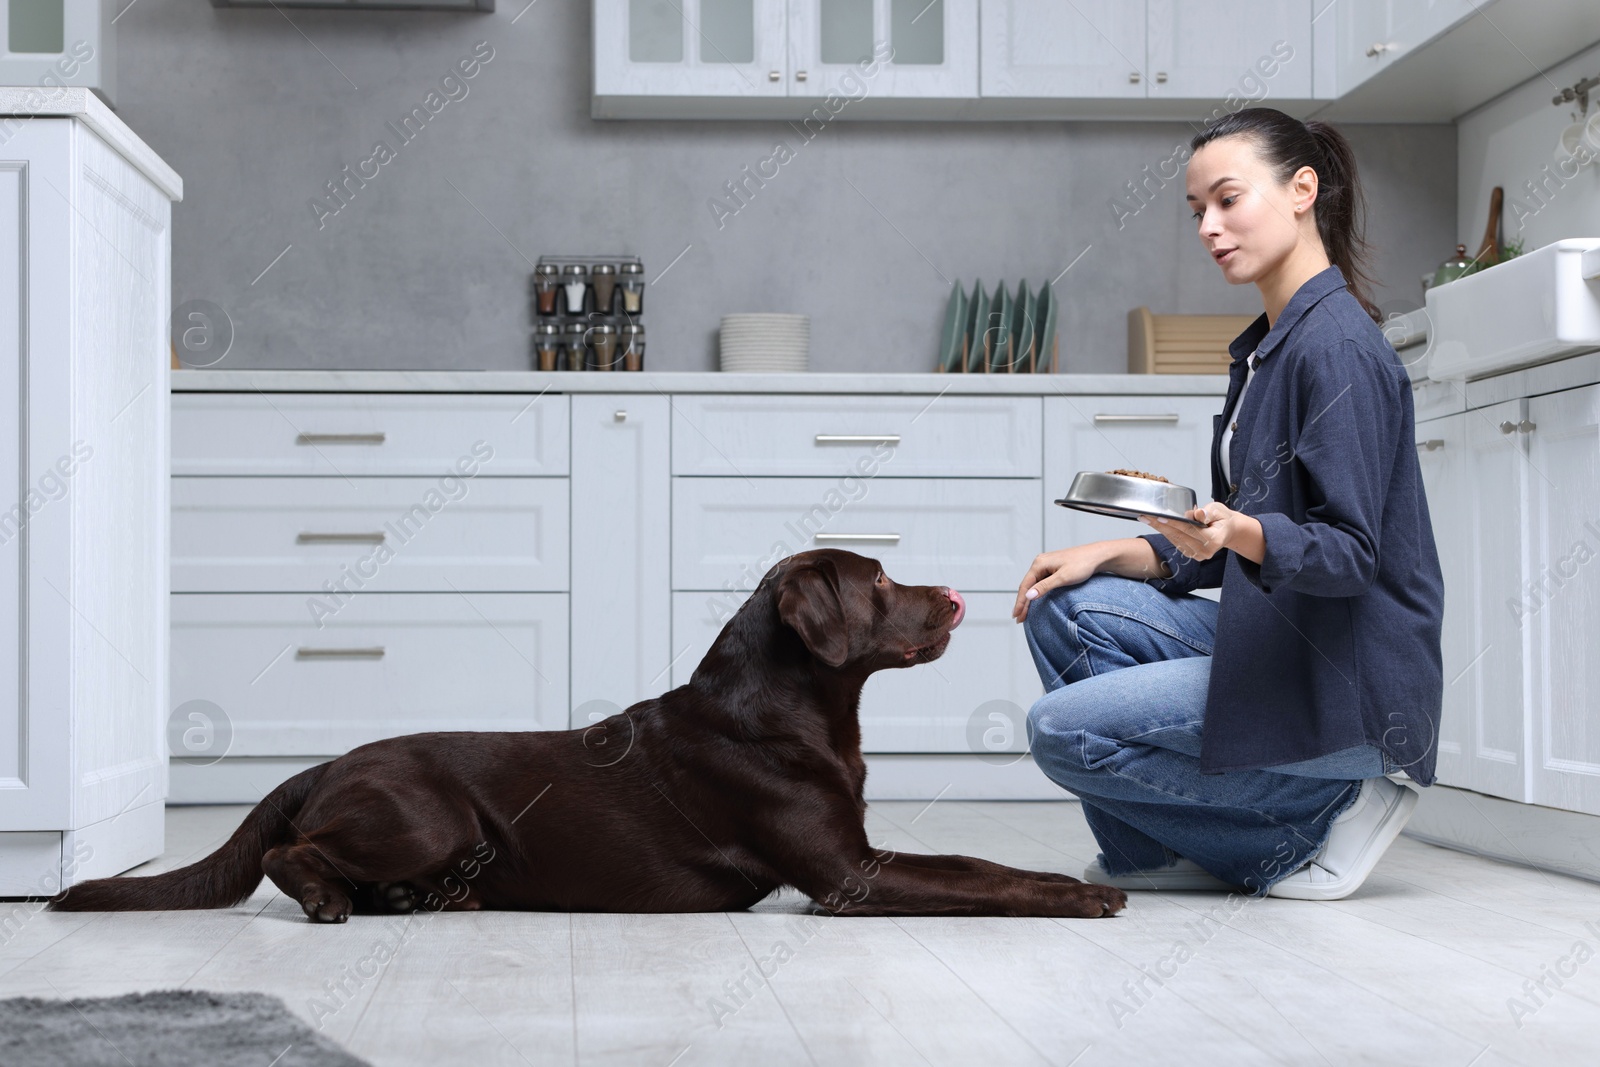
left=2, top=802, right=1597, bottom=1066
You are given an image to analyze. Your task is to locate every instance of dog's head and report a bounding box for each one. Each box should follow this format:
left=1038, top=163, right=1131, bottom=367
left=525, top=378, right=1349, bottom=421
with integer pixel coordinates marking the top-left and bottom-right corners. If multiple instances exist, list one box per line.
left=770, top=549, right=965, bottom=672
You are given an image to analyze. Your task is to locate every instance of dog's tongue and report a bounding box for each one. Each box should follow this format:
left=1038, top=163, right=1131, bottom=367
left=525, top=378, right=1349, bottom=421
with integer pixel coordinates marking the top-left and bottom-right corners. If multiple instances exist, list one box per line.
left=948, top=588, right=965, bottom=629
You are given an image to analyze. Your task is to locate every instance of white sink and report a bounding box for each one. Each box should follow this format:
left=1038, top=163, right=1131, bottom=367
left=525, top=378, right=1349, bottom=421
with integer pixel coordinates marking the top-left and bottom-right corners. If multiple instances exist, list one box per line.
left=1427, top=238, right=1600, bottom=381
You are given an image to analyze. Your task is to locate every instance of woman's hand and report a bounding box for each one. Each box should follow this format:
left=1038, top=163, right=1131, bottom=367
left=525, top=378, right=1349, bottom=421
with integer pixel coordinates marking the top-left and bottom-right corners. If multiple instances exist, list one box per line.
left=1012, top=545, right=1105, bottom=623
left=1139, top=501, right=1265, bottom=565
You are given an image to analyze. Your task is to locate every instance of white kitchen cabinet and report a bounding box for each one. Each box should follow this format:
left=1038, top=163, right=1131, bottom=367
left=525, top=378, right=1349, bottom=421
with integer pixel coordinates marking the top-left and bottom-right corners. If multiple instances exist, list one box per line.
left=1324, top=0, right=1477, bottom=98
left=0, top=90, right=180, bottom=891
left=593, top=0, right=789, bottom=99
left=789, top=0, right=978, bottom=99
left=671, top=590, right=1040, bottom=752
left=171, top=594, right=570, bottom=756
left=595, top=0, right=978, bottom=104
left=1145, top=0, right=1309, bottom=100
left=980, top=0, right=1148, bottom=98
left=570, top=395, right=673, bottom=725
left=1415, top=411, right=1471, bottom=790
left=0, top=0, right=115, bottom=104
left=1526, top=383, right=1600, bottom=817
left=1043, top=395, right=1220, bottom=601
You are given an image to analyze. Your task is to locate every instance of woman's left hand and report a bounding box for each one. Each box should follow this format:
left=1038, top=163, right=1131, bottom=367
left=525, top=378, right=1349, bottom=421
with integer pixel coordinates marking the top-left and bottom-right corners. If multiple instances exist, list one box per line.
left=1140, top=501, right=1256, bottom=562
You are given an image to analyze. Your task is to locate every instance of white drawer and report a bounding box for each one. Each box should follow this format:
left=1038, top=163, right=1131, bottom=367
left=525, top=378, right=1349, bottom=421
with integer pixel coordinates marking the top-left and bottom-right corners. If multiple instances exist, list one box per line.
left=672, top=477, right=1041, bottom=592
left=670, top=395, right=1041, bottom=477
left=171, top=593, right=570, bottom=756
left=672, top=592, right=1040, bottom=753
left=1413, top=377, right=1466, bottom=424
left=173, top=477, right=569, bottom=592
left=172, top=393, right=569, bottom=476
left=1044, top=394, right=1218, bottom=551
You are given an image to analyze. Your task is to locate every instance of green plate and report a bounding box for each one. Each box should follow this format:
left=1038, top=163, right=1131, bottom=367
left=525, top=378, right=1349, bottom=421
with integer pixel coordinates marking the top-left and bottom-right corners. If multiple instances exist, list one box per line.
left=1011, top=279, right=1035, bottom=373
left=987, top=282, right=1013, bottom=373
left=937, top=281, right=967, bottom=372
left=1035, top=281, right=1059, bottom=372
left=965, top=279, right=988, bottom=372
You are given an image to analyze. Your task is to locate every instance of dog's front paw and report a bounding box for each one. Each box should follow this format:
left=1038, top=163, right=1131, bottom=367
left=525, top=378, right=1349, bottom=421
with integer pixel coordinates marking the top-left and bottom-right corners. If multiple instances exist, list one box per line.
left=1072, top=883, right=1127, bottom=918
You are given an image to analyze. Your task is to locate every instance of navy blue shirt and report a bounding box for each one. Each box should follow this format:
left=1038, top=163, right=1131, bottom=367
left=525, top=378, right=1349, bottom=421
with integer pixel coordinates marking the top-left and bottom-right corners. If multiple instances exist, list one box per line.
left=1140, top=265, right=1445, bottom=786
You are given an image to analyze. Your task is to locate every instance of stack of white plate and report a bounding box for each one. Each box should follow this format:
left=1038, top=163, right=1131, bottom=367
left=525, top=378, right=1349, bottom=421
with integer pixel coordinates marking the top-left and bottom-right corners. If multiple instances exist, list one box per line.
left=720, top=313, right=809, bottom=373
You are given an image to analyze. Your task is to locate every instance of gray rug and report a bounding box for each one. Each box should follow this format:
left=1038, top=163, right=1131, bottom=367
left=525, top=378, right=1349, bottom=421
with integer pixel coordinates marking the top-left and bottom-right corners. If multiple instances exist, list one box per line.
left=0, top=990, right=371, bottom=1066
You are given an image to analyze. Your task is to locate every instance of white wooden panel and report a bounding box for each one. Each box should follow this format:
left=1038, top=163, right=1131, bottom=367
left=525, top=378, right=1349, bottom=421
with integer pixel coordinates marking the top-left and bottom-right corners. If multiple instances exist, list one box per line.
left=0, top=158, right=22, bottom=802
left=1146, top=0, right=1310, bottom=100
left=670, top=394, right=1041, bottom=476
left=570, top=395, right=672, bottom=722
left=1462, top=398, right=1530, bottom=802
left=1527, top=384, right=1600, bottom=816
left=672, top=477, right=1042, bottom=592
left=593, top=0, right=789, bottom=98
left=172, top=476, right=569, bottom=593
left=171, top=593, right=569, bottom=755
left=671, top=591, right=1040, bottom=753
left=1331, top=0, right=1477, bottom=97
left=788, top=0, right=978, bottom=99
left=980, top=0, right=1147, bottom=98
left=1417, top=411, right=1469, bottom=789
left=1412, top=376, right=1465, bottom=424
left=1043, top=394, right=1218, bottom=576
left=171, top=393, right=569, bottom=477
left=69, top=125, right=170, bottom=827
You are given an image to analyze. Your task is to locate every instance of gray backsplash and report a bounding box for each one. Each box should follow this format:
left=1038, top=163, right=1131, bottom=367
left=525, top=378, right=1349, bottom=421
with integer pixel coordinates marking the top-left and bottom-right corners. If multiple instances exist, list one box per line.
left=116, top=2, right=1457, bottom=374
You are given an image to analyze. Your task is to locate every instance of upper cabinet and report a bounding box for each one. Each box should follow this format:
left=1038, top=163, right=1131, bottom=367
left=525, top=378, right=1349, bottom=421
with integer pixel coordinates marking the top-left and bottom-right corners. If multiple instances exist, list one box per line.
left=594, top=0, right=1600, bottom=120
left=592, top=0, right=977, bottom=114
left=0, top=0, right=115, bottom=105
left=980, top=0, right=1147, bottom=99
left=981, top=0, right=1310, bottom=103
left=593, top=0, right=790, bottom=99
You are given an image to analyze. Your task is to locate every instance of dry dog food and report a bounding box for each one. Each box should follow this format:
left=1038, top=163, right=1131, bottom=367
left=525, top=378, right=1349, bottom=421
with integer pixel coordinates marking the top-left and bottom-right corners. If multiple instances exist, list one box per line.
left=1108, top=468, right=1171, bottom=483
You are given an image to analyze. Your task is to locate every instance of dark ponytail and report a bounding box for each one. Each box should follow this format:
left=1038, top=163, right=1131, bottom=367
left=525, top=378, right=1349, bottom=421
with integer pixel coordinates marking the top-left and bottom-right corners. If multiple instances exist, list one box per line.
left=1191, top=108, right=1381, bottom=323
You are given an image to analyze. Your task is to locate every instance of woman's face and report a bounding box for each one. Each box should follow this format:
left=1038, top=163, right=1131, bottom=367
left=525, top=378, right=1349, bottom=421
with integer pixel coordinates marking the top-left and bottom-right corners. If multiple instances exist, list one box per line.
left=1186, top=135, right=1317, bottom=285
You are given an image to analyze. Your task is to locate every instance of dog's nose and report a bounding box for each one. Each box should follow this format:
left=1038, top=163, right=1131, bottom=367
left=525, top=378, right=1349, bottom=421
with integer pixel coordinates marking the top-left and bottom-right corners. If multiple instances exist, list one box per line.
left=945, top=587, right=965, bottom=628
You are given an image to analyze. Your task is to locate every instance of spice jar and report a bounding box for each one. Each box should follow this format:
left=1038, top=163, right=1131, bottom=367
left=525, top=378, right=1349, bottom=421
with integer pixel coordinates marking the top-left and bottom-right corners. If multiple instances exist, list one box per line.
left=533, top=322, right=561, bottom=371
left=563, top=322, right=588, bottom=371
left=591, top=263, right=617, bottom=316
left=533, top=264, right=560, bottom=317
left=562, top=264, right=589, bottom=315
left=620, top=323, right=646, bottom=372
left=590, top=324, right=618, bottom=371
left=619, top=262, right=645, bottom=315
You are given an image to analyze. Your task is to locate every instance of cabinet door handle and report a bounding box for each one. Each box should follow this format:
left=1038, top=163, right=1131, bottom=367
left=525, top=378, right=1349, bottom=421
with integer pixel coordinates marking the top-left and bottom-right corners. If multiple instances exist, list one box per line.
left=813, top=532, right=901, bottom=544
left=1365, top=41, right=1394, bottom=57
left=1499, top=421, right=1517, bottom=434
left=796, top=70, right=808, bottom=81
left=297, top=532, right=387, bottom=544
left=768, top=70, right=781, bottom=81
left=1155, top=72, right=1168, bottom=84
left=296, top=647, right=386, bottom=659
left=1128, top=71, right=1141, bottom=83
left=1416, top=439, right=1444, bottom=451
left=814, top=434, right=901, bottom=445
left=614, top=410, right=628, bottom=422
left=296, top=432, right=386, bottom=445
left=1519, top=420, right=1537, bottom=433
left=1093, top=413, right=1179, bottom=424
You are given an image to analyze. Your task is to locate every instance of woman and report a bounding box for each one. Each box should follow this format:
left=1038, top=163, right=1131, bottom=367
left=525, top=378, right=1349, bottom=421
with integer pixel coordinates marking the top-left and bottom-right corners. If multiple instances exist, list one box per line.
left=1012, top=108, right=1445, bottom=900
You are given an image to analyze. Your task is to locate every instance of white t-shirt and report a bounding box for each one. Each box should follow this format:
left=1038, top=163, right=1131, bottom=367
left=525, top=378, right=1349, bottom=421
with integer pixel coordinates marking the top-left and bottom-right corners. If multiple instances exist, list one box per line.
left=1219, top=349, right=1262, bottom=480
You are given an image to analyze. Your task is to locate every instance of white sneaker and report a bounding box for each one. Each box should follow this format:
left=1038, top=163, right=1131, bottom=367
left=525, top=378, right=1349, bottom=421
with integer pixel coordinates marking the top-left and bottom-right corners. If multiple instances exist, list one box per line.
left=1267, top=775, right=1420, bottom=900
left=1083, top=855, right=1236, bottom=891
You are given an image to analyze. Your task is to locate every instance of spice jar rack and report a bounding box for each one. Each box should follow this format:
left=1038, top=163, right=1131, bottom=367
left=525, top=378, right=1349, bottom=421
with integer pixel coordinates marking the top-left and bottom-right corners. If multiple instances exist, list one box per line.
left=529, top=253, right=647, bottom=371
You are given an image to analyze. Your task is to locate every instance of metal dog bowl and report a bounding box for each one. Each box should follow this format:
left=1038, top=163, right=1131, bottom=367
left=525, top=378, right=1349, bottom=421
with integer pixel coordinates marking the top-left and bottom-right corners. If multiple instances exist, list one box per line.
left=1054, top=471, right=1210, bottom=526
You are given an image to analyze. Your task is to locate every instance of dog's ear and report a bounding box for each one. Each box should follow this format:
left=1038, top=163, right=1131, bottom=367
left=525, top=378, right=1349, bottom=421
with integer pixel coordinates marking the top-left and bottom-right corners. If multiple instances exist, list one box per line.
left=776, top=561, right=850, bottom=668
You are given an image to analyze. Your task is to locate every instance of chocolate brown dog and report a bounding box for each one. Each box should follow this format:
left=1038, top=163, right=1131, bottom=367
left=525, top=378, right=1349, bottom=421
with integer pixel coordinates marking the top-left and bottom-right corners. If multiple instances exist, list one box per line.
left=53, top=550, right=1126, bottom=921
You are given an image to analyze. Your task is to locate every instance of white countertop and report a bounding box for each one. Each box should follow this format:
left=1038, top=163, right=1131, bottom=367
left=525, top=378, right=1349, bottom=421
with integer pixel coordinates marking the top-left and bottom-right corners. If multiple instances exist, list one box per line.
left=170, top=369, right=1230, bottom=395
left=0, top=86, right=182, bottom=200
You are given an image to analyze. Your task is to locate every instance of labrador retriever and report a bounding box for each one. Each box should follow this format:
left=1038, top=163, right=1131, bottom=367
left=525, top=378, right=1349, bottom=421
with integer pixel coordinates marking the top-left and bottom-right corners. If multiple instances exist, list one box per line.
left=52, top=549, right=1126, bottom=921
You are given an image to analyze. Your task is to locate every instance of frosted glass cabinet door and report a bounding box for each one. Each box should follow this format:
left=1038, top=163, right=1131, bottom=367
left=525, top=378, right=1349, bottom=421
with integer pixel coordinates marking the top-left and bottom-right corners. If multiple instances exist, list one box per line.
left=1146, top=0, right=1311, bottom=100
left=787, top=0, right=978, bottom=99
left=594, top=0, right=788, bottom=98
left=981, top=0, right=1147, bottom=99
left=0, top=0, right=112, bottom=103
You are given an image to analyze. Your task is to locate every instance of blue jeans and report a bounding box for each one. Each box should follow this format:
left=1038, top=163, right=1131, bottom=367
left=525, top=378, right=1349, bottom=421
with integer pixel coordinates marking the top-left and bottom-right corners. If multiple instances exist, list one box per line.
left=1023, top=574, right=1385, bottom=896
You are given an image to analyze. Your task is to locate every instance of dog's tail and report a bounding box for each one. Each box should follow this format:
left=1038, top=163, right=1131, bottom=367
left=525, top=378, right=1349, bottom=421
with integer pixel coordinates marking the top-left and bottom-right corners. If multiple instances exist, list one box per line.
left=49, top=763, right=329, bottom=912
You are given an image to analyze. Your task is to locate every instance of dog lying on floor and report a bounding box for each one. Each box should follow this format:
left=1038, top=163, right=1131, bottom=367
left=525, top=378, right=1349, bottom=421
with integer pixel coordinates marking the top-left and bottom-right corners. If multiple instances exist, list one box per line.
left=52, top=549, right=1126, bottom=922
